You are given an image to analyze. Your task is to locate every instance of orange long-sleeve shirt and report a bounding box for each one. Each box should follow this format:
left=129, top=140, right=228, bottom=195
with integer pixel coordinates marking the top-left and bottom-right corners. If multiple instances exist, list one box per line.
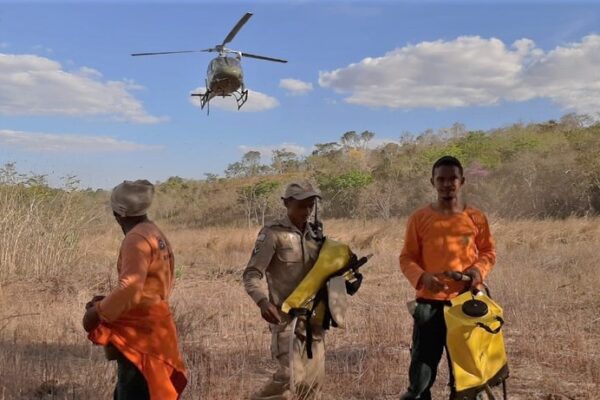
left=97, top=222, right=175, bottom=322
left=91, top=222, right=187, bottom=399
left=399, top=205, right=496, bottom=301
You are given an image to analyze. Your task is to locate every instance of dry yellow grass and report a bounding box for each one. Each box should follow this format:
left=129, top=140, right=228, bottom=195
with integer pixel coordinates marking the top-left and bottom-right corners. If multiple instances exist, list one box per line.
left=1, top=217, right=599, bottom=399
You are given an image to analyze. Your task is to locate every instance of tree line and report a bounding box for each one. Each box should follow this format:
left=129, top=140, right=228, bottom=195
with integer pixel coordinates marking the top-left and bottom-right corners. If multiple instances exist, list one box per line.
left=2, top=114, right=599, bottom=228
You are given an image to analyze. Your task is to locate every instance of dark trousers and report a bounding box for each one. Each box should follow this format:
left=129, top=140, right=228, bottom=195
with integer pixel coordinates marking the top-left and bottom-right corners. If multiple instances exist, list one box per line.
left=403, top=300, right=451, bottom=400
left=113, top=354, right=150, bottom=400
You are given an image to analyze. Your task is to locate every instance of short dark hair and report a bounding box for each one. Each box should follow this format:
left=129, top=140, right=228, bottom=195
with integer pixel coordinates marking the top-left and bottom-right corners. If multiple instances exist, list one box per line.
left=432, top=156, right=463, bottom=177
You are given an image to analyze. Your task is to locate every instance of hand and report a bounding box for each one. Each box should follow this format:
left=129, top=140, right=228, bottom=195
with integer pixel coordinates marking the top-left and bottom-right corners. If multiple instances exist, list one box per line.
left=345, top=273, right=363, bottom=296
left=420, top=272, right=448, bottom=293
left=85, top=295, right=105, bottom=310
left=82, top=305, right=101, bottom=333
left=464, top=267, right=484, bottom=291
left=258, top=299, right=282, bottom=324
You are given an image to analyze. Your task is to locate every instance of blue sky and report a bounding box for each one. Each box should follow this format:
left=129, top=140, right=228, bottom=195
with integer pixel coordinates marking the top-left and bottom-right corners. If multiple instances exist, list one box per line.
left=1, top=1, right=600, bottom=188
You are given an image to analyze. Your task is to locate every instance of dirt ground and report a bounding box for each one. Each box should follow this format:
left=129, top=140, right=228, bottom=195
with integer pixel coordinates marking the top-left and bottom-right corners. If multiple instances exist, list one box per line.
left=1, top=218, right=599, bottom=399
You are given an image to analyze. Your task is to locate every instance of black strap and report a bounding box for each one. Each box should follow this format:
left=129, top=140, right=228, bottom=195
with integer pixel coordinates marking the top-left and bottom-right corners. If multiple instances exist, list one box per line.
left=476, top=316, right=504, bottom=334
left=305, top=287, right=325, bottom=359
left=288, top=308, right=313, bottom=358
left=305, top=316, right=313, bottom=359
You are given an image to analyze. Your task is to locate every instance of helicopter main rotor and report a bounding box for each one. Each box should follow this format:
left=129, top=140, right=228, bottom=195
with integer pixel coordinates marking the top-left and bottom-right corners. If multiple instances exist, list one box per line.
left=221, top=12, right=253, bottom=46
left=131, top=12, right=287, bottom=63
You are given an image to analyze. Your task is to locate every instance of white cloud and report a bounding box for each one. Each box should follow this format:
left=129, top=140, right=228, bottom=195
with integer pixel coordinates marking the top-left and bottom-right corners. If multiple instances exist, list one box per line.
left=318, top=34, right=600, bottom=115
left=0, top=53, right=165, bottom=123
left=279, top=78, right=314, bottom=95
left=0, top=129, right=162, bottom=152
left=189, top=87, right=279, bottom=112
left=238, top=143, right=308, bottom=159
left=519, top=35, right=600, bottom=115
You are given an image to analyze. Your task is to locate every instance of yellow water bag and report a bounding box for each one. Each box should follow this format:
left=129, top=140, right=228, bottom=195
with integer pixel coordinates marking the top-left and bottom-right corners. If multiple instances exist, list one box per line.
left=281, top=238, right=352, bottom=314
left=444, top=291, right=509, bottom=396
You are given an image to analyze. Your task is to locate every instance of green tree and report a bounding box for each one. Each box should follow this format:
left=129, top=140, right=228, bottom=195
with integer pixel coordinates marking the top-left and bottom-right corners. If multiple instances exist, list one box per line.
left=204, top=173, right=219, bottom=182
left=0, top=162, right=24, bottom=185
left=341, top=131, right=360, bottom=150
left=359, top=130, right=375, bottom=150
left=272, top=149, right=300, bottom=174
left=242, top=151, right=262, bottom=177
left=224, top=161, right=244, bottom=178
left=161, top=176, right=188, bottom=191
left=237, top=180, right=281, bottom=227
left=317, top=170, right=374, bottom=217
left=312, top=142, right=340, bottom=156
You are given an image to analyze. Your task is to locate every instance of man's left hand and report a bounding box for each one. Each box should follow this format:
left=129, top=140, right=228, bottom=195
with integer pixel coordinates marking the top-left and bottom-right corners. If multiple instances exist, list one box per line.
left=464, top=267, right=483, bottom=291
left=82, top=305, right=101, bottom=333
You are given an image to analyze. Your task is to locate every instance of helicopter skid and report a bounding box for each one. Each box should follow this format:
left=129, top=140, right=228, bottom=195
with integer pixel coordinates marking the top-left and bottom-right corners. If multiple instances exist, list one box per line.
left=190, top=87, right=248, bottom=113
left=191, top=90, right=212, bottom=110
left=233, top=88, right=249, bottom=110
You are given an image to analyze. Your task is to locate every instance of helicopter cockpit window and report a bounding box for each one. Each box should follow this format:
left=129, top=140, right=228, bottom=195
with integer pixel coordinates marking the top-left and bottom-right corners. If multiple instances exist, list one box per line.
left=224, top=57, right=240, bottom=67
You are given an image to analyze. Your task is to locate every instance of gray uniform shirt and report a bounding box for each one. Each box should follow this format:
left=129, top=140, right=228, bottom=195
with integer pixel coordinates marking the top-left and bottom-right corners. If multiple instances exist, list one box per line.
left=243, top=216, right=322, bottom=308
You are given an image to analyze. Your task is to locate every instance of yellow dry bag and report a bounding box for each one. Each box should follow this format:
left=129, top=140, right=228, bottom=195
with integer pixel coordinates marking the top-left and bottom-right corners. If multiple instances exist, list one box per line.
left=281, top=238, right=352, bottom=314
left=444, top=291, right=509, bottom=399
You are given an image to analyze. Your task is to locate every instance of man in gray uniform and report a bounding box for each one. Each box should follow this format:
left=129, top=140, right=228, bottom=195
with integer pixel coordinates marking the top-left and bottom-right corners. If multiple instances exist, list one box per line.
left=243, top=182, right=325, bottom=400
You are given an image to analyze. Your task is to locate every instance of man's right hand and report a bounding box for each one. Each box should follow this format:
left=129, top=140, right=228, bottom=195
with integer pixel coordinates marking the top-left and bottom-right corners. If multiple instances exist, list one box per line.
left=85, top=295, right=105, bottom=310
left=420, top=272, right=448, bottom=293
left=258, top=299, right=282, bottom=324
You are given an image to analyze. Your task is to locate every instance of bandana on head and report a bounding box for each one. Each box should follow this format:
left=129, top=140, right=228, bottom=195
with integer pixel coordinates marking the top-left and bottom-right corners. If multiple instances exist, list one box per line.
left=110, top=180, right=154, bottom=217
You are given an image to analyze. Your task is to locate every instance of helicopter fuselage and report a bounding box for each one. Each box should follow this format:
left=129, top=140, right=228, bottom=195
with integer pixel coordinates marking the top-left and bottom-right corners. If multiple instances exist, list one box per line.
left=132, top=12, right=286, bottom=114
left=207, top=56, right=244, bottom=96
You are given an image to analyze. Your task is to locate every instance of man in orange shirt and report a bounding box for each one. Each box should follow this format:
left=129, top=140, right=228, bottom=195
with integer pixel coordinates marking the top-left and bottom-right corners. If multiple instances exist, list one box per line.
left=399, top=156, right=496, bottom=400
left=82, top=180, right=187, bottom=400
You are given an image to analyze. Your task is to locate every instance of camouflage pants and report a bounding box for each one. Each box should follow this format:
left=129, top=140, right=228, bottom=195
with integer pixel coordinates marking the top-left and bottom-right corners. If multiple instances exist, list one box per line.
left=252, top=322, right=325, bottom=400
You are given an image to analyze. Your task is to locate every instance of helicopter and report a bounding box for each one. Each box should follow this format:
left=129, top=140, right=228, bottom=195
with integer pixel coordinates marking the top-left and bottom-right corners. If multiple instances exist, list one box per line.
left=131, top=12, right=287, bottom=113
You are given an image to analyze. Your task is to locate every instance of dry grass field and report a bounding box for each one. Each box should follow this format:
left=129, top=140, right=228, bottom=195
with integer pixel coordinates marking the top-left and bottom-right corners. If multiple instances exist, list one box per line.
left=1, top=217, right=599, bottom=399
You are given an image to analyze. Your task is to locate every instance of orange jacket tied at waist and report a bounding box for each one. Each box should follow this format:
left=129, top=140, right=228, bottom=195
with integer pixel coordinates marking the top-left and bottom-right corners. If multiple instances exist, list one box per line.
left=88, top=301, right=187, bottom=400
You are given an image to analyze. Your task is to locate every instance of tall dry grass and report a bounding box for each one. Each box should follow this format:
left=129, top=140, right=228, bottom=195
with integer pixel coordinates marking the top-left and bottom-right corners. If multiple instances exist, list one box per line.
left=1, top=213, right=599, bottom=399
left=0, top=186, right=103, bottom=282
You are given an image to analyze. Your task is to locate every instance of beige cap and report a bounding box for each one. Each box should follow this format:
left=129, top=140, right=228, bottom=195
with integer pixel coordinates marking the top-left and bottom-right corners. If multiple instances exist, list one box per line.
left=282, top=182, right=321, bottom=200
left=110, top=179, right=155, bottom=217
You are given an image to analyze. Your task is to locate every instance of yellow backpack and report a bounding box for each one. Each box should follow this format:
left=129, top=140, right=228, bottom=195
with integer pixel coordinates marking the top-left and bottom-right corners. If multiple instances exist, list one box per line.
left=444, top=290, right=509, bottom=399
left=281, top=238, right=369, bottom=358
left=281, top=238, right=353, bottom=315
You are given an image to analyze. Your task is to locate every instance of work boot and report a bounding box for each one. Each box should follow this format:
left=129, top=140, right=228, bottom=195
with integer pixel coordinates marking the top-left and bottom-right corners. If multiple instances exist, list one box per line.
left=250, top=380, right=292, bottom=400
left=399, top=392, right=430, bottom=400
left=399, top=393, right=417, bottom=400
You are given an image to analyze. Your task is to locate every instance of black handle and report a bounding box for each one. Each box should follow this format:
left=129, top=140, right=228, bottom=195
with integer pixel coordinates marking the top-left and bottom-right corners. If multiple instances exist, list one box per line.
left=476, top=316, right=504, bottom=334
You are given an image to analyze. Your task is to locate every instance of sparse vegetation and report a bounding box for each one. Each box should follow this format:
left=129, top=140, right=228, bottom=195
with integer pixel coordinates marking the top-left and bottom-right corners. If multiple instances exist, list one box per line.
left=0, top=116, right=599, bottom=399
left=150, top=114, right=600, bottom=227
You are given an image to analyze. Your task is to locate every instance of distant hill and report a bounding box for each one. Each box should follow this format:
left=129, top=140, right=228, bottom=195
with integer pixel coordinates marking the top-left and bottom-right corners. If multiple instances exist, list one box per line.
left=2, top=113, right=599, bottom=228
